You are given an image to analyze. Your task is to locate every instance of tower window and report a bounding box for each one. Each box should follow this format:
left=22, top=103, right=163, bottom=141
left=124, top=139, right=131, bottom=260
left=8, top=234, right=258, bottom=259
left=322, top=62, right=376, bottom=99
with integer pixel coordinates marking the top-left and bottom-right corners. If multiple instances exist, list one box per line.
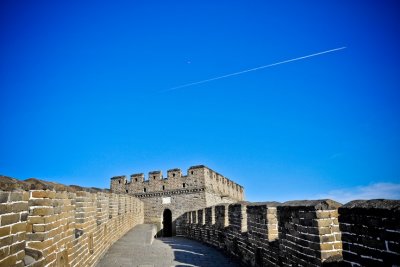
left=191, top=171, right=194, bottom=175
left=173, top=173, right=175, bottom=177
left=126, top=189, right=128, bottom=193
left=183, top=183, right=186, bottom=188
left=153, top=176, right=156, bottom=179
left=162, top=185, right=165, bottom=190
left=143, top=188, right=147, bottom=193
left=118, top=180, right=121, bottom=184
left=135, top=178, right=138, bottom=182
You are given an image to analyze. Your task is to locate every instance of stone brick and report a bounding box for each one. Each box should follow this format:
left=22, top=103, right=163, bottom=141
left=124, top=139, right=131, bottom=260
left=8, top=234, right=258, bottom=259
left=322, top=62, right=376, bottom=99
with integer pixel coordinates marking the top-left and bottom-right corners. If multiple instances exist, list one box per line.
left=9, top=192, right=25, bottom=202
left=0, top=192, right=9, bottom=203
left=0, top=246, right=10, bottom=260
left=16, top=250, right=25, bottom=261
left=0, top=225, right=11, bottom=236
left=320, top=243, right=334, bottom=251
left=12, top=232, right=26, bottom=243
left=31, top=191, right=56, bottom=199
left=0, top=254, right=16, bottom=266
left=0, top=236, right=12, bottom=247
left=20, top=212, right=28, bottom=222
left=29, top=207, right=54, bottom=216
left=27, top=232, right=47, bottom=242
left=10, top=241, right=25, bottom=254
left=11, top=202, right=28, bottom=213
left=0, top=213, right=19, bottom=226
left=32, top=224, right=45, bottom=232
left=29, top=199, right=53, bottom=207
left=28, top=216, right=45, bottom=224
left=26, top=239, right=53, bottom=250
left=0, top=203, right=12, bottom=215
left=11, top=222, right=26, bottom=234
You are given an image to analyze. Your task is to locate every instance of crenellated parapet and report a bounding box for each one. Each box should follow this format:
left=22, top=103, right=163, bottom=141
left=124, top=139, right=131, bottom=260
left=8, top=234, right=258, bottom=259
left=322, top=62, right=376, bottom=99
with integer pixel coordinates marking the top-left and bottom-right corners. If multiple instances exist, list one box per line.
left=110, top=165, right=244, bottom=202
left=0, top=189, right=144, bottom=267
left=178, top=199, right=400, bottom=267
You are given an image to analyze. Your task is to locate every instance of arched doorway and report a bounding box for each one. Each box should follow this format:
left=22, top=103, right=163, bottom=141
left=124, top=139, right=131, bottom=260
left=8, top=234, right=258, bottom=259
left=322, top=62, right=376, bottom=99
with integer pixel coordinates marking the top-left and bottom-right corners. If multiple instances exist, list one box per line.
left=162, top=209, right=172, bottom=237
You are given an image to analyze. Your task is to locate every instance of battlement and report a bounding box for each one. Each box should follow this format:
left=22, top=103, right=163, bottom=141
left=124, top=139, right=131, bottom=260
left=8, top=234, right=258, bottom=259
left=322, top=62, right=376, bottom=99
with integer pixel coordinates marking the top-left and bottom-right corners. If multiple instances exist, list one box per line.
left=110, top=165, right=244, bottom=201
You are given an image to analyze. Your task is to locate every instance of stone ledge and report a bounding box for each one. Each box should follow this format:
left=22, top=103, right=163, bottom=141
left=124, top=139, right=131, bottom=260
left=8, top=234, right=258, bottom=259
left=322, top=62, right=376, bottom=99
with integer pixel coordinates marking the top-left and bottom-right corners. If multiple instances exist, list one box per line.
left=0, top=175, right=109, bottom=193
left=133, top=187, right=205, bottom=198
left=281, top=199, right=342, bottom=210
left=341, top=199, right=400, bottom=210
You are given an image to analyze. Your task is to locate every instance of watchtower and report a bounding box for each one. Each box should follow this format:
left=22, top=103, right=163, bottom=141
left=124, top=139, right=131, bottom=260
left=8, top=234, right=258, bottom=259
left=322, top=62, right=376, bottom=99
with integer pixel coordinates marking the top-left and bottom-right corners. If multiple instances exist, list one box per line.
left=110, top=165, right=244, bottom=236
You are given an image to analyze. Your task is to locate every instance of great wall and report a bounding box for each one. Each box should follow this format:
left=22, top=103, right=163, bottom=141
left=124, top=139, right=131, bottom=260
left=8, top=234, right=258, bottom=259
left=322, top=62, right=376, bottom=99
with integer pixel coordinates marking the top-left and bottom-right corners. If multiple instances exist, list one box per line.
left=0, top=165, right=399, bottom=266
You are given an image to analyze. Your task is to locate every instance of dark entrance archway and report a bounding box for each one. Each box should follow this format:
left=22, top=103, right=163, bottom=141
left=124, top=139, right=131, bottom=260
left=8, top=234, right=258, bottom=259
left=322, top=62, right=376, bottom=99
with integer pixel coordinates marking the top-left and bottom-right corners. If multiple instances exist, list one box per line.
left=162, top=209, right=172, bottom=237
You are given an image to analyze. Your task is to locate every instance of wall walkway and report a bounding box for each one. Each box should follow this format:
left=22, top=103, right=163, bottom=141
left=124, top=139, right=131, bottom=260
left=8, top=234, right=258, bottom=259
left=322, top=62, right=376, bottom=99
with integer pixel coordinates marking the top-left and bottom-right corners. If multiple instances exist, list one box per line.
left=0, top=190, right=144, bottom=267
left=97, top=224, right=239, bottom=267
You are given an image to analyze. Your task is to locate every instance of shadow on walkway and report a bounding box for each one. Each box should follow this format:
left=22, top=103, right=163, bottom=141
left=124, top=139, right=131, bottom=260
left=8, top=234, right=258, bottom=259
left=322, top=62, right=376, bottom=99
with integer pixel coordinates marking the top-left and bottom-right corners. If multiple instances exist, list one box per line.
left=161, top=237, right=239, bottom=267
left=97, top=224, right=239, bottom=267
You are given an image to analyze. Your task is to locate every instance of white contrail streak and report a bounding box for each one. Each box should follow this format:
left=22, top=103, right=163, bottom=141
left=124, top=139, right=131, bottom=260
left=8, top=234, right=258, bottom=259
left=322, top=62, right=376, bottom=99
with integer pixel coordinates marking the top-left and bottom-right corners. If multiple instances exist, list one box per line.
left=163, top=47, right=346, bottom=92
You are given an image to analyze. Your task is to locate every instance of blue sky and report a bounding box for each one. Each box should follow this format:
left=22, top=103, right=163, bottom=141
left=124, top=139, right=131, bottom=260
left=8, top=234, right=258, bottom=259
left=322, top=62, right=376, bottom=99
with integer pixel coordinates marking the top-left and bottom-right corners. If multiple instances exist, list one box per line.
left=1, top=1, right=399, bottom=202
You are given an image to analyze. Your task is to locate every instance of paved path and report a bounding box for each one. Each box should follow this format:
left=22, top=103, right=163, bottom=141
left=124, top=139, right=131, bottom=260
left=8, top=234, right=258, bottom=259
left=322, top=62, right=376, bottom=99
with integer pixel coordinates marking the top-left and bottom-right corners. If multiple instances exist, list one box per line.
left=97, top=224, right=240, bottom=267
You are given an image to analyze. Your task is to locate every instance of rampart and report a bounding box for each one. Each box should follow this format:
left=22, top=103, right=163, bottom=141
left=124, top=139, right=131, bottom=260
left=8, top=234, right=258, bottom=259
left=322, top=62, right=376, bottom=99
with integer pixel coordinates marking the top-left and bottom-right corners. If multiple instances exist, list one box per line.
left=178, top=199, right=400, bottom=266
left=0, top=189, right=144, bottom=267
left=1, top=172, right=399, bottom=266
left=110, top=165, right=245, bottom=235
left=110, top=165, right=244, bottom=201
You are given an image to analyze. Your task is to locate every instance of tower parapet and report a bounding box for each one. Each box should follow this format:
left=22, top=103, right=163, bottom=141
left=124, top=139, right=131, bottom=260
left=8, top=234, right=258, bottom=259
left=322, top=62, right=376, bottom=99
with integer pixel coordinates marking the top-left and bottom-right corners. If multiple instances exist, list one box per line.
left=110, top=165, right=244, bottom=201
left=110, top=165, right=244, bottom=236
left=167, top=168, right=182, bottom=179
left=149, top=171, right=162, bottom=181
left=130, top=173, right=144, bottom=183
left=110, top=175, right=127, bottom=193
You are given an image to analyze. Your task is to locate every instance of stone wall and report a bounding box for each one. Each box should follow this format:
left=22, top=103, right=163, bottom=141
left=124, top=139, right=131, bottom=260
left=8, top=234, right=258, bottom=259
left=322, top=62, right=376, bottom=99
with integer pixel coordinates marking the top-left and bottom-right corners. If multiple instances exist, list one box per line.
left=131, top=188, right=238, bottom=236
left=110, top=165, right=244, bottom=201
left=0, top=190, right=144, bottom=267
left=110, top=165, right=244, bottom=236
left=138, top=189, right=207, bottom=235
left=179, top=199, right=400, bottom=266
left=339, top=200, right=400, bottom=266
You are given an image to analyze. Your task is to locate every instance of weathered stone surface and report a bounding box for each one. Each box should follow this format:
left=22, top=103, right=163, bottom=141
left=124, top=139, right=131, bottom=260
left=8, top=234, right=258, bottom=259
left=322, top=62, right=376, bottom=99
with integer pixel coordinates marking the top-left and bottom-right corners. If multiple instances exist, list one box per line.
left=342, top=199, right=400, bottom=210
left=111, top=165, right=244, bottom=235
left=339, top=199, right=400, bottom=266
left=1, top=166, right=399, bottom=267
left=0, top=175, right=109, bottom=193
left=282, top=199, right=342, bottom=210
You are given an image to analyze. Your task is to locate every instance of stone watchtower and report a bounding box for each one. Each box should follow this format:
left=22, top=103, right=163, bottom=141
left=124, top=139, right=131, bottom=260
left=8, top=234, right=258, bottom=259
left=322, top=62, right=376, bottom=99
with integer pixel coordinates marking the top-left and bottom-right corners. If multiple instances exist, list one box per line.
left=110, top=165, right=244, bottom=236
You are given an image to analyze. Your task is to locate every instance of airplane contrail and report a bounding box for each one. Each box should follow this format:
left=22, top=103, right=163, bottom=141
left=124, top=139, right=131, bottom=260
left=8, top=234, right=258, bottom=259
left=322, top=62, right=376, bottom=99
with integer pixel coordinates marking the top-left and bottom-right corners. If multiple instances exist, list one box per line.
left=163, top=47, right=346, bottom=92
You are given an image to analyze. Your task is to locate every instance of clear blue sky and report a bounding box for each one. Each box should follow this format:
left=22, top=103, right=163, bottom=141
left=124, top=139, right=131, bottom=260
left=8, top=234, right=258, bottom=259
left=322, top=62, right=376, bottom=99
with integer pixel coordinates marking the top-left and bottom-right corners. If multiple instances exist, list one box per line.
left=1, top=1, right=399, bottom=202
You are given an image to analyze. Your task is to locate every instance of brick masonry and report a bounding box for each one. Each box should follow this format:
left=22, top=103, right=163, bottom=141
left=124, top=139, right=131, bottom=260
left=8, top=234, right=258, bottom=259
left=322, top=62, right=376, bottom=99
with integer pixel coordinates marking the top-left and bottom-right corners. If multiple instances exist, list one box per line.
left=110, top=165, right=244, bottom=235
left=179, top=199, right=400, bottom=266
left=339, top=200, right=400, bottom=266
left=1, top=166, right=399, bottom=267
left=0, top=190, right=143, bottom=267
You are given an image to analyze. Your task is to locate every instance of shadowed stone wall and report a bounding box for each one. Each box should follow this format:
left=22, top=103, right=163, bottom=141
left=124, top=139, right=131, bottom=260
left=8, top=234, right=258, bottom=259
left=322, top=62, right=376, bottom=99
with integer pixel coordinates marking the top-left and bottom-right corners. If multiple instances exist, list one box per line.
left=339, top=200, right=400, bottom=266
left=179, top=199, right=400, bottom=266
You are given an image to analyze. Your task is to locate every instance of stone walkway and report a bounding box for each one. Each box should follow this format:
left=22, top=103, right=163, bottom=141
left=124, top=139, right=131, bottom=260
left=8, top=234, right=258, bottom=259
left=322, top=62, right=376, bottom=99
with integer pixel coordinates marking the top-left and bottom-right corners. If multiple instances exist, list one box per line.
left=97, top=224, right=240, bottom=267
